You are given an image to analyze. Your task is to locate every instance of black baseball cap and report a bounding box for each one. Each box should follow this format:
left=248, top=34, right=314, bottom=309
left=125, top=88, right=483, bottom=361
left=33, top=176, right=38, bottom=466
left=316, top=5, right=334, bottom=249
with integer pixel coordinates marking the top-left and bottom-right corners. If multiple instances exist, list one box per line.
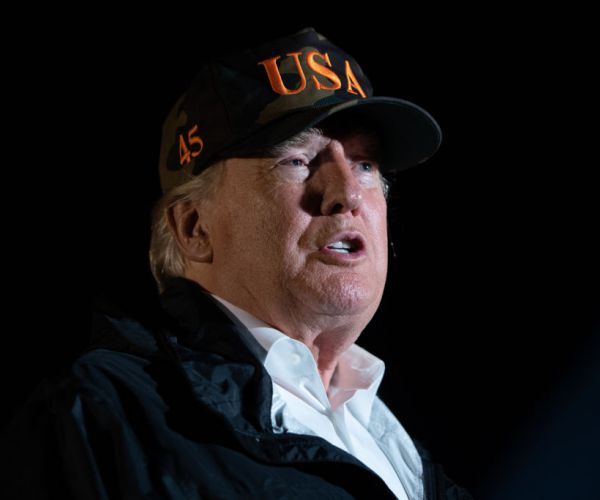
left=158, top=27, right=442, bottom=194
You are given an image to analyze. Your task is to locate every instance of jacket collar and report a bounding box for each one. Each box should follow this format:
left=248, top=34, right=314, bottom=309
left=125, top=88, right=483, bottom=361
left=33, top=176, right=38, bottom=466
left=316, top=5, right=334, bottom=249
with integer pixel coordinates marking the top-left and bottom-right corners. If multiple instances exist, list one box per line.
left=158, top=276, right=274, bottom=433
left=158, top=277, right=267, bottom=363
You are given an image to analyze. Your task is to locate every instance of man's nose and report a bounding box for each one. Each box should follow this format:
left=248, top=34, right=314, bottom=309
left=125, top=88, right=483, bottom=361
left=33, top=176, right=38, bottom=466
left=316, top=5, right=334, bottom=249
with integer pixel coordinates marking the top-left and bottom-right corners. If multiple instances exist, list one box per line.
left=316, top=144, right=363, bottom=216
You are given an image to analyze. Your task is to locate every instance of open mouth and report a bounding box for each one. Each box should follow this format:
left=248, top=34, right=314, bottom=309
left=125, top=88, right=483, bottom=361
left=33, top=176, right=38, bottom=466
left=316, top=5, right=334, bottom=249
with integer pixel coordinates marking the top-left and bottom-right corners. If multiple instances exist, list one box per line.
left=326, top=239, right=361, bottom=253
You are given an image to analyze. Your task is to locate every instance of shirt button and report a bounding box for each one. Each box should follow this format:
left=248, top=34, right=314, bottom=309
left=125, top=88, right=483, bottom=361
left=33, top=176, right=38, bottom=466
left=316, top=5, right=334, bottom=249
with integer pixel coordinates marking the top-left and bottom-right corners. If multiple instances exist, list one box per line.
left=290, top=353, right=302, bottom=365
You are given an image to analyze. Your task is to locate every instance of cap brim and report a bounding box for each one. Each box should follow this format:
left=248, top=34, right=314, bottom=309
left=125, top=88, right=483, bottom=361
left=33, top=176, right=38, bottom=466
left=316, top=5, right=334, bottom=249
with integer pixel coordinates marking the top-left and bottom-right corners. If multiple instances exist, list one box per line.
left=217, top=97, right=442, bottom=172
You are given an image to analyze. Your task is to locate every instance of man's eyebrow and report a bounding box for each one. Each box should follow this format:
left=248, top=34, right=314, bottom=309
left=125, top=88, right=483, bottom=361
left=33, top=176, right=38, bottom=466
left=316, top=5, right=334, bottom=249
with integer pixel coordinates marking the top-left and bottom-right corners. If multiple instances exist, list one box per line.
left=263, top=128, right=325, bottom=157
left=352, top=133, right=382, bottom=160
left=262, top=126, right=382, bottom=160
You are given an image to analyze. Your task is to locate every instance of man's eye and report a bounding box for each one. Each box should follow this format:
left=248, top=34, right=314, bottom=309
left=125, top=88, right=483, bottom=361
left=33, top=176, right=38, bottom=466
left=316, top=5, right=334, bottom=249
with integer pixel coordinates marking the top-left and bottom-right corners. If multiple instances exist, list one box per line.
left=287, top=158, right=308, bottom=167
left=357, top=161, right=376, bottom=172
left=273, top=157, right=312, bottom=181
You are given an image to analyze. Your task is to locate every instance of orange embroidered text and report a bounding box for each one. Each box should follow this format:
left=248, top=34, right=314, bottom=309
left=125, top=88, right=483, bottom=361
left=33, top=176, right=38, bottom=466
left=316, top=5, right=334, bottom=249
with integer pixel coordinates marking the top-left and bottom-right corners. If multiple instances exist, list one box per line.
left=258, top=51, right=366, bottom=98
left=179, top=124, right=204, bottom=165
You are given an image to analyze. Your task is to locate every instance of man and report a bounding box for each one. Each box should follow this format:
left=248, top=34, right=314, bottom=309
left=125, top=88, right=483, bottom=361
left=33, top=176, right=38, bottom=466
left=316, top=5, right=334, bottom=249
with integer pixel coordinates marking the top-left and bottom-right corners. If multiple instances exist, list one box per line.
left=1, top=28, right=472, bottom=499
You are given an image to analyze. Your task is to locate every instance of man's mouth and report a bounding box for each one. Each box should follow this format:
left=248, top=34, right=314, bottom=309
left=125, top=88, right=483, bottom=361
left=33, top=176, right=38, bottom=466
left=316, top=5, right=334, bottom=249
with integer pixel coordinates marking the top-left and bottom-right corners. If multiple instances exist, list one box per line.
left=320, top=233, right=366, bottom=258
left=326, top=239, right=361, bottom=254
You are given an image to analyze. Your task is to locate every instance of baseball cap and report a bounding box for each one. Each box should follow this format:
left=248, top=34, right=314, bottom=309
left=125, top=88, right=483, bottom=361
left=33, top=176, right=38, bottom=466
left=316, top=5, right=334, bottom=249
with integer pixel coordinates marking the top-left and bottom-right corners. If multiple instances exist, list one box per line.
left=158, top=27, right=442, bottom=194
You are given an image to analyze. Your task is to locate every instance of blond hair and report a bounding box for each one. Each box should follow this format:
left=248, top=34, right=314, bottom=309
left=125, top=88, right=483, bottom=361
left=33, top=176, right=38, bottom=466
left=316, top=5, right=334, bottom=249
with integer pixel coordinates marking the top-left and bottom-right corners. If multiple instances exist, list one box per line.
left=149, top=161, right=225, bottom=293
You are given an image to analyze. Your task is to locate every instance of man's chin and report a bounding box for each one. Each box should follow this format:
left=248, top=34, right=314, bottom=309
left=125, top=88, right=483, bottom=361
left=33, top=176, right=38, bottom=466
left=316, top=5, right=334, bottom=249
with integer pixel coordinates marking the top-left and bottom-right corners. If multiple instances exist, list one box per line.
left=300, top=274, right=383, bottom=318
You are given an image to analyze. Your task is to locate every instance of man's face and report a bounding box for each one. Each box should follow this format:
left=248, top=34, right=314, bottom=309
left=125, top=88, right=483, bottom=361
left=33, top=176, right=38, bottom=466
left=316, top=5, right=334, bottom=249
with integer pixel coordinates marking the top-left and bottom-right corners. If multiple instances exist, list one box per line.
left=202, top=120, right=389, bottom=330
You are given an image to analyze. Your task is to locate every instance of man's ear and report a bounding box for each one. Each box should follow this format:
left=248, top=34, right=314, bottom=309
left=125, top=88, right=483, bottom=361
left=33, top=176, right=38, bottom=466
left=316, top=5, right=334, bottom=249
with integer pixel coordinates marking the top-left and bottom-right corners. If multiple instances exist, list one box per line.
left=167, top=201, right=213, bottom=263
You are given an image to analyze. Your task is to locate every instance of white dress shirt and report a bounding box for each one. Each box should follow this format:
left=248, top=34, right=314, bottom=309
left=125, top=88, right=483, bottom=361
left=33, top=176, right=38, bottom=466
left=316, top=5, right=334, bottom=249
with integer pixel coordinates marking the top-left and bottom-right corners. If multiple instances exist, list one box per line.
left=211, top=294, right=424, bottom=500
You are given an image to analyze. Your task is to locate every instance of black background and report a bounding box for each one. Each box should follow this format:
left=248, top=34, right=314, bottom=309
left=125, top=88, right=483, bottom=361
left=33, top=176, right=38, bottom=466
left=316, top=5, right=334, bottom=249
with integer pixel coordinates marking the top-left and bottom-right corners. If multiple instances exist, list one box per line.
left=2, top=8, right=597, bottom=499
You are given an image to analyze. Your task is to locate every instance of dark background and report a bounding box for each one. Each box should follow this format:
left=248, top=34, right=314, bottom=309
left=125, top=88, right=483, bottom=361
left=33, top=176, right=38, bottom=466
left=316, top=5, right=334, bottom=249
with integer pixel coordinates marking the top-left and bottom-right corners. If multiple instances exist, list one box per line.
left=2, top=8, right=597, bottom=499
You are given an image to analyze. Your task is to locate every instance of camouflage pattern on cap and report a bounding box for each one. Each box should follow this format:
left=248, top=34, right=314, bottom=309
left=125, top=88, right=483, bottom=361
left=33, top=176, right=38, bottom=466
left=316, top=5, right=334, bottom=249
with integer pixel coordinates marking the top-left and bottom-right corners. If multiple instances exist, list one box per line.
left=158, top=27, right=442, bottom=194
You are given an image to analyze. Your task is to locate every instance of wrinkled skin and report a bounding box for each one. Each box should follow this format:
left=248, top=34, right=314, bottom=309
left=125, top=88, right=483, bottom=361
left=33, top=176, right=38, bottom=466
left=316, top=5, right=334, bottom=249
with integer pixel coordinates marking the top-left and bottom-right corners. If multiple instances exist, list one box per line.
left=176, top=121, right=388, bottom=389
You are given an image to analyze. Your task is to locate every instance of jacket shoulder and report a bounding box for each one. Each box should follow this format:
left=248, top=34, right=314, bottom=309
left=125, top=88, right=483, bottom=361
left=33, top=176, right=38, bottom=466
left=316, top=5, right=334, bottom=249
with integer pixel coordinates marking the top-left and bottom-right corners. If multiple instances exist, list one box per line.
left=411, top=438, right=474, bottom=500
left=0, top=300, right=182, bottom=499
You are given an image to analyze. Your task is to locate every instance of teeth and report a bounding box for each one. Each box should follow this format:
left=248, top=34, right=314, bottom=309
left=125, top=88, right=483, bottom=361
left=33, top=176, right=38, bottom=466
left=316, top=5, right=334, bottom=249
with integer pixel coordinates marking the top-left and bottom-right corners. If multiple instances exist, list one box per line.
left=327, top=240, right=356, bottom=253
left=328, top=240, right=353, bottom=250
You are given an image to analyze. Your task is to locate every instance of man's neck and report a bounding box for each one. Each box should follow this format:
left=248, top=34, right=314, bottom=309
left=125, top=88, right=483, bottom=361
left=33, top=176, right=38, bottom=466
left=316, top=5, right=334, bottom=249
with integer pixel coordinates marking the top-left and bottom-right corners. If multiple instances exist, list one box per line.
left=210, top=291, right=365, bottom=391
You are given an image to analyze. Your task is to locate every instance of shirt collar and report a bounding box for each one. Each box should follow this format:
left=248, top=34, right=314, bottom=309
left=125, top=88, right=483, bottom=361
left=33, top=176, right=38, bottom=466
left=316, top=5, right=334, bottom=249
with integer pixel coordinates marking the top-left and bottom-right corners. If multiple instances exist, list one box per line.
left=211, top=294, right=385, bottom=426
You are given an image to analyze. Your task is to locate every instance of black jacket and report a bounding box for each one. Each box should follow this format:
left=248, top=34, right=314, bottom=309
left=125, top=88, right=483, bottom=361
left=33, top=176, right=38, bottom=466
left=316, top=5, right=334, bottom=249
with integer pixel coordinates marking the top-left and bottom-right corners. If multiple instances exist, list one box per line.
left=0, top=277, right=473, bottom=499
